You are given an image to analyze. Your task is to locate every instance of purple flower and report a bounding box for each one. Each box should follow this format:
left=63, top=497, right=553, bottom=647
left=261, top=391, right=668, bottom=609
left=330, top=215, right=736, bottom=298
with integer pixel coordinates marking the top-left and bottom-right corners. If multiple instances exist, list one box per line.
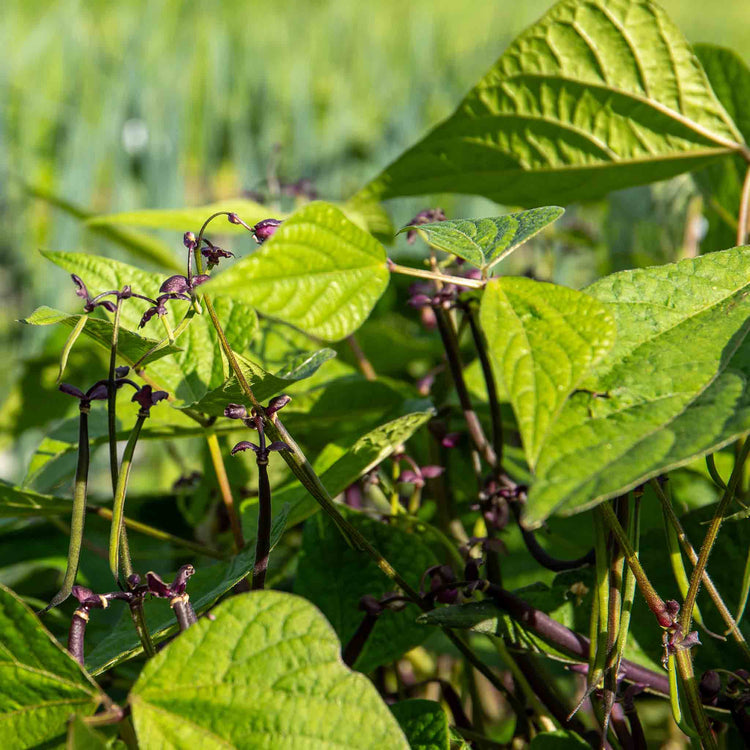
left=224, top=403, right=249, bottom=420
left=160, top=275, right=191, bottom=295
left=266, top=394, right=291, bottom=416
left=132, top=385, right=168, bottom=415
left=404, top=208, right=446, bottom=244
left=252, top=218, right=282, bottom=244
left=398, top=463, right=444, bottom=488
left=201, top=241, right=234, bottom=270
left=70, top=274, right=117, bottom=313
left=146, top=564, right=195, bottom=599
left=59, top=380, right=121, bottom=408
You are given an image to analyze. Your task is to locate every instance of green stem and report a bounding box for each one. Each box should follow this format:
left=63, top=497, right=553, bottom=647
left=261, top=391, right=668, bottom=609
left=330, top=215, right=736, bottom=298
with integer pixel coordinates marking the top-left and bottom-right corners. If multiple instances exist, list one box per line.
left=597, top=500, right=671, bottom=628
left=107, top=300, right=123, bottom=496
left=128, top=597, right=156, bottom=658
left=614, top=496, right=640, bottom=674
left=109, top=414, right=146, bottom=584
left=42, top=405, right=90, bottom=611
left=705, top=454, right=727, bottom=491
left=133, top=308, right=195, bottom=371
left=205, top=430, right=244, bottom=553
left=674, top=650, right=716, bottom=748
left=651, top=479, right=749, bottom=657
left=680, top=439, right=750, bottom=635
left=387, top=260, right=485, bottom=289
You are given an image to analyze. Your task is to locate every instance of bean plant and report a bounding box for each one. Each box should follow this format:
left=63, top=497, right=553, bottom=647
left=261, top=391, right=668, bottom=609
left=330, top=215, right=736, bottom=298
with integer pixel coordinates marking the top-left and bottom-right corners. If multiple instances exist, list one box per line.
left=1, top=0, right=749, bottom=748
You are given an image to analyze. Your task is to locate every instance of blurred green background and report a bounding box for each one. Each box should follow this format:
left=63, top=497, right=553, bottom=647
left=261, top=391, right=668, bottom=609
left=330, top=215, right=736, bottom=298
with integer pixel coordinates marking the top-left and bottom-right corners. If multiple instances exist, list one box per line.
left=2, top=0, right=749, bottom=477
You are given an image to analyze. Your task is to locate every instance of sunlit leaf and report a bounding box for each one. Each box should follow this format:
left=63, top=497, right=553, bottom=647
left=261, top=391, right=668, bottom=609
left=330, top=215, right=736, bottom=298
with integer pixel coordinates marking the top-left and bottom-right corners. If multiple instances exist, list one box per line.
left=359, top=0, right=744, bottom=206
left=203, top=202, right=390, bottom=341
left=129, top=591, right=408, bottom=749
left=400, top=207, right=564, bottom=272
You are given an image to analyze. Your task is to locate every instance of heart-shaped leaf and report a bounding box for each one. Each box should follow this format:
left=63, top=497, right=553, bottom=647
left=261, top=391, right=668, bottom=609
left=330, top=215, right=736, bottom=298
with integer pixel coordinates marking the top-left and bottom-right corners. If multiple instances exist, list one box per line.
left=480, top=277, right=616, bottom=469
left=358, top=0, right=744, bottom=206
left=0, top=584, right=104, bottom=746
left=129, top=591, right=408, bottom=749
left=525, top=247, right=750, bottom=525
left=400, top=207, right=564, bottom=272
left=203, top=202, right=390, bottom=341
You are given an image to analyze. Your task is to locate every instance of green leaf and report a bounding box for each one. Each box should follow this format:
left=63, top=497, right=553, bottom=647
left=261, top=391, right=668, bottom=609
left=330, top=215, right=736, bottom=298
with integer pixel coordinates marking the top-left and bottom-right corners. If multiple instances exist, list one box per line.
left=185, top=349, right=336, bottom=415
left=39, top=251, right=259, bottom=404
left=86, top=198, right=274, bottom=233
left=480, top=277, right=616, bottom=469
left=265, top=409, right=435, bottom=528
left=399, top=207, right=564, bottom=272
left=0, top=584, right=103, bottom=746
left=358, top=0, right=744, bottom=206
left=530, top=730, right=590, bottom=749
left=692, top=45, right=750, bottom=252
left=526, top=247, right=750, bottom=524
left=390, top=700, right=450, bottom=750
left=295, top=508, right=437, bottom=673
left=203, top=202, right=390, bottom=341
left=67, top=716, right=111, bottom=750
left=26, top=184, right=182, bottom=271
left=21, top=307, right=181, bottom=369
left=85, top=507, right=288, bottom=674
left=129, top=591, right=408, bottom=749
left=0, top=480, right=74, bottom=517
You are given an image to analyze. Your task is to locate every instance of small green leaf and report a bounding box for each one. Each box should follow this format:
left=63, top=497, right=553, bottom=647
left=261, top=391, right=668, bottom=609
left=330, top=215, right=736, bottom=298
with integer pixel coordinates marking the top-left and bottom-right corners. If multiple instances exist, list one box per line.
left=203, top=202, right=390, bottom=341
left=390, top=700, right=450, bottom=750
left=526, top=247, right=750, bottom=524
left=21, top=307, right=181, bottom=369
left=358, top=0, right=744, bottom=206
left=67, top=716, right=111, bottom=749
left=129, top=591, right=408, bottom=749
left=530, top=730, right=590, bottom=749
left=0, top=480, right=75, bottom=517
left=295, top=508, right=438, bottom=673
left=85, top=507, right=288, bottom=674
left=266, top=409, right=435, bottom=528
left=0, top=584, right=103, bottom=746
left=185, top=349, right=336, bottom=415
left=480, top=277, right=616, bottom=469
left=400, top=207, right=564, bottom=272
left=86, top=198, right=273, bottom=233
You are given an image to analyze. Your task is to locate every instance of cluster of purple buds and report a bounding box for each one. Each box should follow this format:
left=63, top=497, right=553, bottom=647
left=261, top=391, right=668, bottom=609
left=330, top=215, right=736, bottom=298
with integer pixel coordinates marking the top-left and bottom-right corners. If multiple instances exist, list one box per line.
left=146, top=564, right=198, bottom=631
left=139, top=273, right=209, bottom=328
left=225, top=396, right=292, bottom=464
left=396, top=453, right=444, bottom=489
left=404, top=208, right=446, bottom=244
left=71, top=275, right=136, bottom=314
left=424, top=564, right=460, bottom=604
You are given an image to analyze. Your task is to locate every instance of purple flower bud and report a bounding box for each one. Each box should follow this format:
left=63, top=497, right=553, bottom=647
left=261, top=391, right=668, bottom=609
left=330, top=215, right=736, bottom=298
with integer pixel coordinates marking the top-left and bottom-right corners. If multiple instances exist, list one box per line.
left=408, top=294, right=433, bottom=309
left=132, top=385, right=168, bottom=414
left=183, top=231, right=197, bottom=250
left=71, top=275, right=89, bottom=300
left=119, top=286, right=133, bottom=300
left=115, top=366, right=130, bottom=378
left=405, top=208, right=446, bottom=243
left=224, top=403, right=249, bottom=420
left=420, top=465, right=444, bottom=480
left=231, top=440, right=258, bottom=455
left=441, top=432, right=462, bottom=449
left=86, top=382, right=110, bottom=401
left=59, top=383, right=86, bottom=400
left=170, top=564, right=195, bottom=596
left=160, top=275, right=191, bottom=295
left=139, top=306, right=159, bottom=328
left=398, top=470, right=422, bottom=486
left=266, top=394, right=291, bottom=416
left=252, top=218, right=282, bottom=244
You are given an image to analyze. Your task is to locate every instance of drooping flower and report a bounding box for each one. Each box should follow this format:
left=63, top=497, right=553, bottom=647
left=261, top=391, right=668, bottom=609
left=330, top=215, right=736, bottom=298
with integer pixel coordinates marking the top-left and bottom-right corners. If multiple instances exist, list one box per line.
left=252, top=218, right=282, bottom=244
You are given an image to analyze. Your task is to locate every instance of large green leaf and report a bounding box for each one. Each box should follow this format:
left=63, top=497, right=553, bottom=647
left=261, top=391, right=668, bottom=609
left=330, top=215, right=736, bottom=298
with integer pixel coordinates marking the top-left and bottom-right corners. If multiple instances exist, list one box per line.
left=692, top=45, right=750, bottom=253
left=525, top=247, right=750, bottom=524
left=39, top=251, right=259, bottom=404
left=86, top=198, right=273, bottom=234
left=21, top=307, right=181, bottom=369
left=0, top=584, right=103, bottom=747
left=129, top=591, right=408, bottom=749
left=85, top=507, right=288, bottom=674
left=480, top=277, right=616, bottom=469
left=390, top=700, right=450, bottom=750
left=358, top=0, right=744, bottom=206
left=400, top=207, right=564, bottom=273
left=203, top=202, right=390, bottom=341
left=295, top=508, right=437, bottom=674
left=262, top=409, right=435, bottom=528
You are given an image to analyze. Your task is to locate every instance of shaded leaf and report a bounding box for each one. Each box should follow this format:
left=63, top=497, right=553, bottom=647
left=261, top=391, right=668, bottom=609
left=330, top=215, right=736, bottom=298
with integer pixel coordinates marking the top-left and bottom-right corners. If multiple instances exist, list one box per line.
left=203, top=202, right=390, bottom=341
left=21, top=307, right=180, bottom=369
left=359, top=0, right=744, bottom=206
left=530, top=731, right=590, bottom=749
left=67, top=716, right=111, bottom=750
left=85, top=507, right=288, bottom=674
left=0, top=480, right=74, bottom=518
left=390, top=700, right=450, bottom=750
left=400, top=207, right=564, bottom=272
left=129, top=591, right=408, bottom=749
left=295, top=508, right=437, bottom=673
left=0, top=584, right=103, bottom=746
left=526, top=247, right=750, bottom=524
left=480, top=277, right=616, bottom=469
